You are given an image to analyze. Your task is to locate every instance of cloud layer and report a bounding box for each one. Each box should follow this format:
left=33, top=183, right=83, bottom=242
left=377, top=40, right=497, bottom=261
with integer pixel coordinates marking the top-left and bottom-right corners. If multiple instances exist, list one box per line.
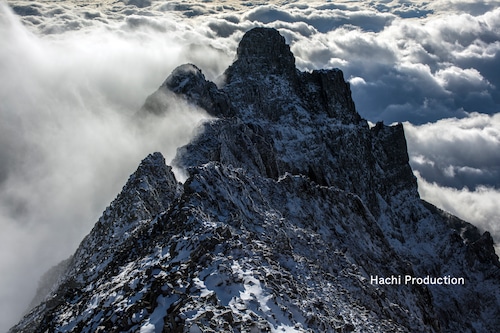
left=405, top=113, right=500, bottom=190
left=403, top=113, right=500, bottom=254
left=1, top=2, right=216, bottom=329
left=1, top=0, right=499, bottom=330
left=7, top=0, right=500, bottom=123
left=415, top=171, right=500, bottom=238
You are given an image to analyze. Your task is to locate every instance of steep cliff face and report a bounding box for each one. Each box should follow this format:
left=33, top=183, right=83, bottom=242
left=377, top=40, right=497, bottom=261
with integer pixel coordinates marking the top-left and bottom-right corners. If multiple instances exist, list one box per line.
left=11, top=27, right=500, bottom=333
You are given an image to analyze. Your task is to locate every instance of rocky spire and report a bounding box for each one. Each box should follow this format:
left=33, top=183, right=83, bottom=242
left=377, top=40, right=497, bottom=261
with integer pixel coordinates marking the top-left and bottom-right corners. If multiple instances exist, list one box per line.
left=225, top=27, right=297, bottom=81
left=221, top=27, right=361, bottom=123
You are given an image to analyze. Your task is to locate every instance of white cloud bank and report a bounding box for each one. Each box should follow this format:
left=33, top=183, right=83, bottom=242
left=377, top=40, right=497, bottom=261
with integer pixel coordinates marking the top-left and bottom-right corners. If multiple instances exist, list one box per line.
left=416, top=171, right=500, bottom=238
left=405, top=113, right=500, bottom=189
left=1, top=0, right=500, bottom=330
left=404, top=112, right=500, bottom=252
left=0, top=2, right=216, bottom=329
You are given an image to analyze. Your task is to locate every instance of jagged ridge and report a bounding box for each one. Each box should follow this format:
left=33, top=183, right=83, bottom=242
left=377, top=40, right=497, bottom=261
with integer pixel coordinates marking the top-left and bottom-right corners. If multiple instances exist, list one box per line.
left=10, top=27, right=500, bottom=333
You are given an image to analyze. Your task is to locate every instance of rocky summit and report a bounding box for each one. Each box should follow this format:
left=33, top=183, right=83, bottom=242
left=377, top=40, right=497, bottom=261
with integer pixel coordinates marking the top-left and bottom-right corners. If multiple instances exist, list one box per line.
left=11, top=27, right=500, bottom=333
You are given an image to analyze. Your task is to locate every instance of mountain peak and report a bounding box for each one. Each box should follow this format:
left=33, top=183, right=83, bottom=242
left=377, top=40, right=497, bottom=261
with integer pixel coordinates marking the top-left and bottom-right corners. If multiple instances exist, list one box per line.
left=162, top=63, right=206, bottom=94
left=226, top=27, right=296, bottom=80
left=237, top=27, right=294, bottom=64
left=141, top=63, right=235, bottom=117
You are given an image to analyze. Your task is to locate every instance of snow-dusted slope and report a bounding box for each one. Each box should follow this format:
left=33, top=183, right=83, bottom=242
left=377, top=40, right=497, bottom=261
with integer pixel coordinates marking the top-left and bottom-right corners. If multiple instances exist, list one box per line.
left=11, top=27, right=500, bottom=333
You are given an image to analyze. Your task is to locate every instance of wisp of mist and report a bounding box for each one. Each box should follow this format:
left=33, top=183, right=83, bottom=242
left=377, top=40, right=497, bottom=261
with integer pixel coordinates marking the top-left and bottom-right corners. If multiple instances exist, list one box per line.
left=0, top=2, right=221, bottom=330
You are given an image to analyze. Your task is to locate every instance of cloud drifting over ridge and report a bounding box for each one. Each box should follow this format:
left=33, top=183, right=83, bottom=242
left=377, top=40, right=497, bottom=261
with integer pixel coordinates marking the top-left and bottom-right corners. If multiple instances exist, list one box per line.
left=1, top=0, right=500, bottom=330
left=1, top=2, right=219, bottom=329
left=415, top=171, right=500, bottom=237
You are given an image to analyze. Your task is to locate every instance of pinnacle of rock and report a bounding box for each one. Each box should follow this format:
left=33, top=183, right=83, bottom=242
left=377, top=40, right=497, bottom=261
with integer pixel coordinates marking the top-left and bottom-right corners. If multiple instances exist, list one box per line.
left=227, top=27, right=297, bottom=79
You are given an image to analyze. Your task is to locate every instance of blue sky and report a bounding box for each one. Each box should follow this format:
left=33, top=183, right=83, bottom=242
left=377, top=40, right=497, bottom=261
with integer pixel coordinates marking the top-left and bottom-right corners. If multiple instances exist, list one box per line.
left=1, top=0, right=499, bottom=330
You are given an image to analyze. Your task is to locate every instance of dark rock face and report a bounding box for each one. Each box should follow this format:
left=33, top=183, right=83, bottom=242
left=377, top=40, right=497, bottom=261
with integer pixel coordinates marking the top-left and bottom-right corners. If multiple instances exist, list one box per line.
left=227, top=27, right=296, bottom=79
left=141, top=63, right=235, bottom=117
left=298, top=69, right=361, bottom=123
left=170, top=28, right=383, bottom=214
left=10, top=28, right=500, bottom=333
left=63, top=152, right=182, bottom=285
left=371, top=121, right=418, bottom=199
left=220, top=27, right=360, bottom=123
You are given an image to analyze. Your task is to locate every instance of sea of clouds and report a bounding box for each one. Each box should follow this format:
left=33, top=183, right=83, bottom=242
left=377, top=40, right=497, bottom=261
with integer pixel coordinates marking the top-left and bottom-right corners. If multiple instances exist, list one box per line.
left=1, top=0, right=499, bottom=330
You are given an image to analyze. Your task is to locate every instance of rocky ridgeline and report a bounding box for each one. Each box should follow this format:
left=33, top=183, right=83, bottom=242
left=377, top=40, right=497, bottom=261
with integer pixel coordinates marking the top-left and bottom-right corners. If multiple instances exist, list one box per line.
left=11, top=28, right=500, bottom=333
